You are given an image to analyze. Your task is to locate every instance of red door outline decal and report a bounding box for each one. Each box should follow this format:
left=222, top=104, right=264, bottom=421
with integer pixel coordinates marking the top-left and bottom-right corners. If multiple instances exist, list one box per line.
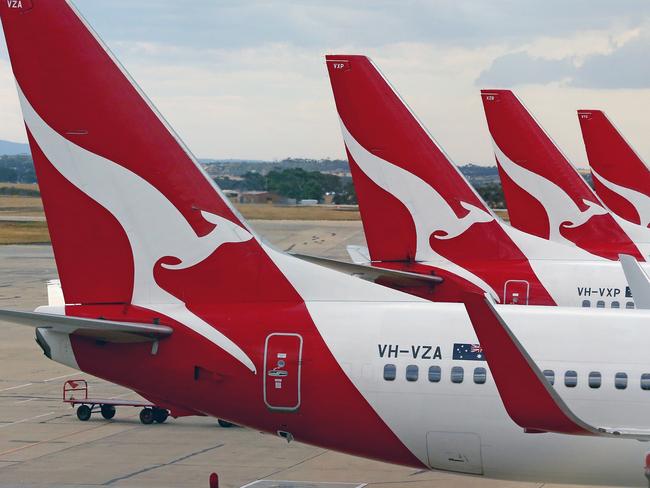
left=263, top=333, right=303, bottom=412
left=503, top=280, right=530, bottom=305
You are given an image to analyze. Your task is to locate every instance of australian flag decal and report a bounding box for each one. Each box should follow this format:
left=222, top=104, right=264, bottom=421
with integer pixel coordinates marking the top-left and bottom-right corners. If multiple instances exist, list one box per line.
left=453, top=343, right=485, bottom=361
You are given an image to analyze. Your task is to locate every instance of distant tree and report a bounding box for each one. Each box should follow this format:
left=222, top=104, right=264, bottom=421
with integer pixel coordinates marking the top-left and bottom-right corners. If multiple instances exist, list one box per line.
left=0, top=155, right=35, bottom=183
left=333, top=179, right=357, bottom=204
left=265, top=168, right=343, bottom=201
left=213, top=176, right=239, bottom=190
left=475, top=183, right=505, bottom=209
left=0, top=167, right=18, bottom=182
left=241, top=171, right=267, bottom=191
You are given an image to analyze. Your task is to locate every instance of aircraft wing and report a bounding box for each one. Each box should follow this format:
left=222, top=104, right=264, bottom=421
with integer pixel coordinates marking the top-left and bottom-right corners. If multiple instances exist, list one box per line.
left=619, top=254, right=650, bottom=309
left=291, top=253, right=443, bottom=288
left=463, top=293, right=650, bottom=440
left=0, top=309, right=173, bottom=344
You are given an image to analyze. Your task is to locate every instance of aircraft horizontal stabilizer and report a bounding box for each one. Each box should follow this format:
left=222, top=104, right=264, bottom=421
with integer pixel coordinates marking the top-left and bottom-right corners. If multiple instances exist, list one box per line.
left=619, top=254, right=650, bottom=310
left=0, top=309, right=173, bottom=343
left=291, top=253, right=443, bottom=288
left=346, top=245, right=371, bottom=265
left=463, top=294, right=650, bottom=440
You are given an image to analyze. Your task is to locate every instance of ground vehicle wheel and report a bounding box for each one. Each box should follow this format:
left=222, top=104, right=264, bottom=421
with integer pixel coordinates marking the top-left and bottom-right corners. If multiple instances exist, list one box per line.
left=76, top=404, right=92, bottom=421
left=139, top=408, right=154, bottom=425
left=218, top=418, right=234, bottom=428
left=153, top=408, right=168, bottom=424
left=100, top=404, right=116, bottom=420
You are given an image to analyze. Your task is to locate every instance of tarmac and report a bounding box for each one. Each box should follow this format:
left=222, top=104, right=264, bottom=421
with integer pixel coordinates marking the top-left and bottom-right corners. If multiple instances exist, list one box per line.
left=0, top=220, right=584, bottom=488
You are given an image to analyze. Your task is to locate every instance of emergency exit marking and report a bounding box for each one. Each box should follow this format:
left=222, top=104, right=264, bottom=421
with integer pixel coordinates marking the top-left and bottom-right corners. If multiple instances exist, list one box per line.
left=264, top=333, right=303, bottom=411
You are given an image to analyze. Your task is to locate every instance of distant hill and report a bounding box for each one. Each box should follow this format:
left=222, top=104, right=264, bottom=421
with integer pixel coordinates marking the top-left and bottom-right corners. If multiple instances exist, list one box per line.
left=0, top=140, right=29, bottom=156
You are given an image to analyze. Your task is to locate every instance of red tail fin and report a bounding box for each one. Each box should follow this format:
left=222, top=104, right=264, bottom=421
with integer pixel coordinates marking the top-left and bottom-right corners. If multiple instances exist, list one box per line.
left=0, top=1, right=299, bottom=310
left=578, top=110, right=650, bottom=227
left=326, top=55, right=489, bottom=262
left=481, top=89, right=643, bottom=260
left=326, top=55, right=555, bottom=303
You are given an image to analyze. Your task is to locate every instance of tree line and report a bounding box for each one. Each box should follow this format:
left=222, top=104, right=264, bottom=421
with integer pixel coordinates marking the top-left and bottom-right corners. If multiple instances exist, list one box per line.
left=215, top=167, right=506, bottom=207
left=0, top=155, right=37, bottom=183
left=0, top=154, right=506, bottom=207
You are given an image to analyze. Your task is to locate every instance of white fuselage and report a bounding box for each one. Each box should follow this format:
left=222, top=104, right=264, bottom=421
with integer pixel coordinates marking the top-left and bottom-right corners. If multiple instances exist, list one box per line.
left=313, top=301, right=650, bottom=486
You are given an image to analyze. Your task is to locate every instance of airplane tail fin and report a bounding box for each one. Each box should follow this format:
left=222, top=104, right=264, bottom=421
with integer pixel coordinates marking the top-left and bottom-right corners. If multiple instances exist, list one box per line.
left=325, top=55, right=497, bottom=263
left=0, top=1, right=297, bottom=309
left=325, top=56, right=560, bottom=303
left=480, top=89, right=643, bottom=260
left=0, top=1, right=432, bottom=393
left=578, top=110, right=650, bottom=227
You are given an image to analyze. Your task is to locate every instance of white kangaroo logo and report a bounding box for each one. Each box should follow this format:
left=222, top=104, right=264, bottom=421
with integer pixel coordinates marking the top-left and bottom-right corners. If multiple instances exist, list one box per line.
left=591, top=168, right=650, bottom=228
left=492, top=140, right=608, bottom=246
left=18, top=86, right=257, bottom=373
left=340, top=120, right=498, bottom=298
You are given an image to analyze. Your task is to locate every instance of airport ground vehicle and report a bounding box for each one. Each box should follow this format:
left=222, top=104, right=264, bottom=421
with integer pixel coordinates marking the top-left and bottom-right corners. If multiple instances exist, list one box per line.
left=63, top=379, right=168, bottom=424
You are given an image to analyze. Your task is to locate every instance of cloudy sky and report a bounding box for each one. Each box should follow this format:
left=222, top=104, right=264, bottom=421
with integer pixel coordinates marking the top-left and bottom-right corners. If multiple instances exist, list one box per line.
left=0, top=1, right=649, bottom=166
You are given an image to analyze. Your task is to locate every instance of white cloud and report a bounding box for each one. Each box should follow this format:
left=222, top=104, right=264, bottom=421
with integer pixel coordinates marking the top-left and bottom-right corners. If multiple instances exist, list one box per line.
left=0, top=59, right=27, bottom=144
left=108, top=40, right=511, bottom=163
left=0, top=2, right=649, bottom=168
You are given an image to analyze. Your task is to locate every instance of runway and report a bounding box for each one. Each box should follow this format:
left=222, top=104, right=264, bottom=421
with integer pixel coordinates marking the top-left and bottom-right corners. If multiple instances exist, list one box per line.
left=0, top=221, right=581, bottom=488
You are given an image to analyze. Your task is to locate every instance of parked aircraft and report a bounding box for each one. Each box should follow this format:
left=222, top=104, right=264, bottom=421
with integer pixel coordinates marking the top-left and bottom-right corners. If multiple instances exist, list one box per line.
left=323, top=55, right=647, bottom=308
left=2, top=2, right=650, bottom=487
left=578, top=110, right=650, bottom=228
left=481, top=90, right=650, bottom=259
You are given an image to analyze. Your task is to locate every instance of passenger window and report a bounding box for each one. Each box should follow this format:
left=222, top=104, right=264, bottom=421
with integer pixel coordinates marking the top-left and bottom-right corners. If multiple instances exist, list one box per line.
left=588, top=371, right=601, bottom=389
left=596, top=300, right=605, bottom=308
left=581, top=300, right=590, bottom=308
left=543, top=369, right=555, bottom=385
left=564, top=370, right=578, bottom=387
left=473, top=367, right=487, bottom=384
left=428, top=365, right=441, bottom=383
left=611, top=301, right=620, bottom=309
left=626, top=301, right=635, bottom=309
left=451, top=366, right=464, bottom=384
left=383, top=364, right=396, bottom=381
left=641, top=374, right=650, bottom=391
left=615, top=372, right=628, bottom=390
left=405, top=365, right=419, bottom=382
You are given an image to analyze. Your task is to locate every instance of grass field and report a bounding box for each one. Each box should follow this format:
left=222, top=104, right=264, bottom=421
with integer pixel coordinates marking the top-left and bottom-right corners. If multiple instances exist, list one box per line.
left=237, top=203, right=360, bottom=221
left=0, top=185, right=362, bottom=244
left=0, top=184, right=509, bottom=244
left=0, top=221, right=50, bottom=244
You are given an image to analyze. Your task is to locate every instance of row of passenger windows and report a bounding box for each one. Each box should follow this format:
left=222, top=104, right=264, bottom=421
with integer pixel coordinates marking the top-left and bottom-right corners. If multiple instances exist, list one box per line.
left=383, top=364, right=487, bottom=384
left=581, top=299, right=634, bottom=309
left=544, top=370, right=650, bottom=390
left=384, top=364, right=650, bottom=391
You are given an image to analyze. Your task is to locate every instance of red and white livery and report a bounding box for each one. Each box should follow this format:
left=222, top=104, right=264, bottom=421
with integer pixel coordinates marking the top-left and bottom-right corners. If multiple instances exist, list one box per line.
left=578, top=109, right=650, bottom=228
left=481, top=89, right=650, bottom=260
left=2, top=3, right=650, bottom=487
left=325, top=55, right=649, bottom=308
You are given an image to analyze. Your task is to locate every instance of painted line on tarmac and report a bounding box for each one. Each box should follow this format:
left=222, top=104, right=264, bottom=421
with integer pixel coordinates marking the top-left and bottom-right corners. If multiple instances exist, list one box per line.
left=103, top=443, right=225, bottom=485
left=0, top=412, right=55, bottom=429
left=0, top=383, right=33, bottom=392
left=43, top=373, right=78, bottom=383
left=0, top=413, right=139, bottom=458
left=13, top=398, right=36, bottom=405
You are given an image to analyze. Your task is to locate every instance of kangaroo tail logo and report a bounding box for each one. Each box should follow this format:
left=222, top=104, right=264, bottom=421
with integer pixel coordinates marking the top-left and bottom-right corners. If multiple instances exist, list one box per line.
left=560, top=200, right=608, bottom=229
left=340, top=120, right=498, bottom=298
left=492, top=139, right=607, bottom=242
left=431, top=202, right=494, bottom=240
left=18, top=85, right=257, bottom=373
left=591, top=168, right=650, bottom=228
